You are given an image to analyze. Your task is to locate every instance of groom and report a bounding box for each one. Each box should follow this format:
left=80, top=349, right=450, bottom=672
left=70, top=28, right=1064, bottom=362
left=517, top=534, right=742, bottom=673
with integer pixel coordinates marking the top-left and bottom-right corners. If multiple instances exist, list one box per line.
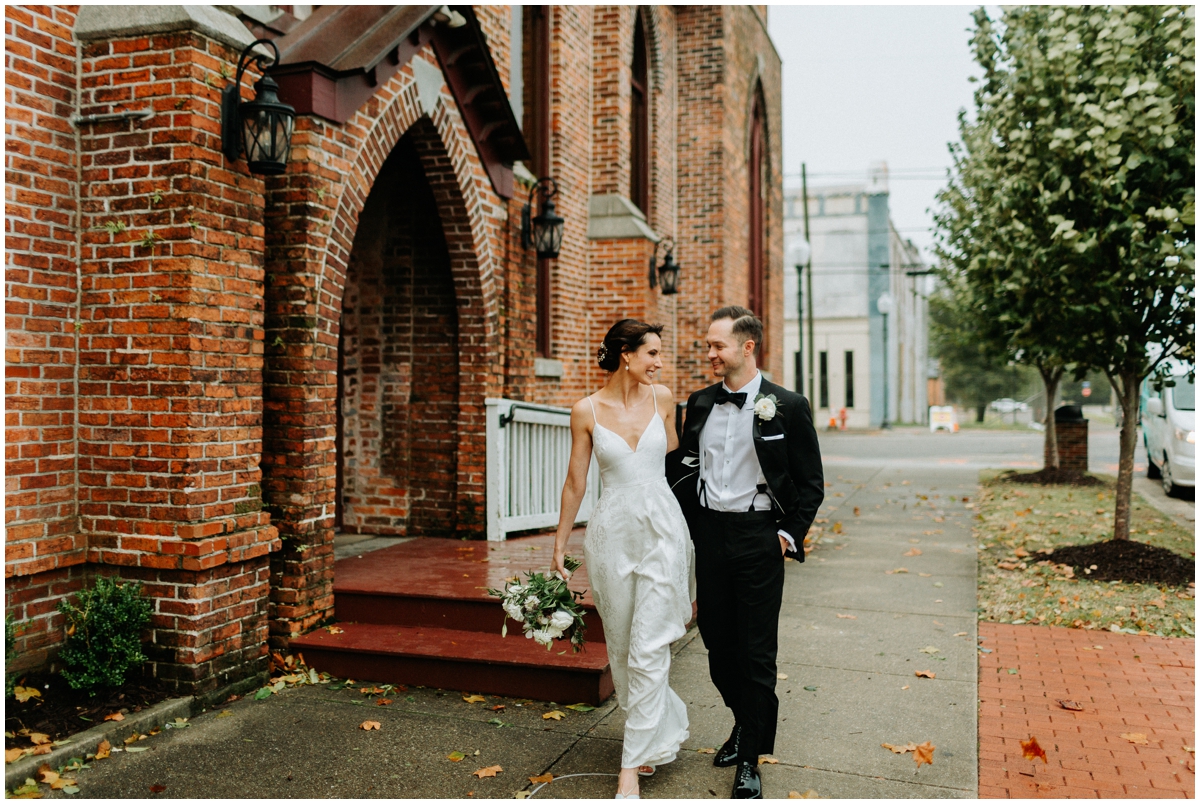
left=667, top=306, right=824, bottom=799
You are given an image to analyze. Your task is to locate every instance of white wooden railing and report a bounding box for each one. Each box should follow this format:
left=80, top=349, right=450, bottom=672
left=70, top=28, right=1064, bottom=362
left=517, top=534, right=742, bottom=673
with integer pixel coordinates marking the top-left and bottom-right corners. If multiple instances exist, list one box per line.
left=485, top=398, right=602, bottom=541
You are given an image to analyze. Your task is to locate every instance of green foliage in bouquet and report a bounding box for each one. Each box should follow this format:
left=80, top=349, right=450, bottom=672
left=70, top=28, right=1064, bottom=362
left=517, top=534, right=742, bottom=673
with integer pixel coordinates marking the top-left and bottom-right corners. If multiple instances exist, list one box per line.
left=489, top=556, right=588, bottom=651
left=57, top=576, right=152, bottom=695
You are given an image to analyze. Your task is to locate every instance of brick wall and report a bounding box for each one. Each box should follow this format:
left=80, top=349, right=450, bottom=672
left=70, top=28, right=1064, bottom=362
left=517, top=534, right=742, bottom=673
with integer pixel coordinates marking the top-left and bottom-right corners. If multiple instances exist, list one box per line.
left=5, top=4, right=82, bottom=658
left=339, top=137, right=459, bottom=537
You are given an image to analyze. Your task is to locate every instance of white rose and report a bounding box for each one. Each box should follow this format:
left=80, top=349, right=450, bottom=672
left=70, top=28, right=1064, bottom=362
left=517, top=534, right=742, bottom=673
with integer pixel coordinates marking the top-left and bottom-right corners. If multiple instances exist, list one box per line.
left=503, top=601, right=525, bottom=623
left=524, top=595, right=541, bottom=612
left=754, top=397, right=777, bottom=421
left=545, top=626, right=564, bottom=640
left=550, top=609, right=574, bottom=631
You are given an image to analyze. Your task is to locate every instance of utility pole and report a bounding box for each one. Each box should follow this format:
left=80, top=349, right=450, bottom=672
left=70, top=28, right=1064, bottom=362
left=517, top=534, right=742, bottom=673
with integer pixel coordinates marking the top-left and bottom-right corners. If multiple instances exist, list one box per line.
left=801, top=163, right=815, bottom=403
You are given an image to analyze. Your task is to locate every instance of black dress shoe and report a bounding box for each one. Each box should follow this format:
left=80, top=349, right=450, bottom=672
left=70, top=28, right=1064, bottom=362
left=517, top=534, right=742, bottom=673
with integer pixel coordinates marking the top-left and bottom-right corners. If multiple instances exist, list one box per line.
left=731, top=762, right=762, bottom=799
left=713, top=725, right=742, bottom=768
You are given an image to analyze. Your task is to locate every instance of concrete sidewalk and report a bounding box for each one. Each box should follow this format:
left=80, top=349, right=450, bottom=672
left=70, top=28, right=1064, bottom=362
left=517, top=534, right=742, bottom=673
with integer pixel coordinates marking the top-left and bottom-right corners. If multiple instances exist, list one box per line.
left=35, top=465, right=979, bottom=799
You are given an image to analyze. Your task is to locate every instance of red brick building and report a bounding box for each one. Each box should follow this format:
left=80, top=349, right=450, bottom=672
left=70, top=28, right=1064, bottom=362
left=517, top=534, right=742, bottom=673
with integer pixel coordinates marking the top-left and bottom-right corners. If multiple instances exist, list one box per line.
left=5, top=5, right=783, bottom=693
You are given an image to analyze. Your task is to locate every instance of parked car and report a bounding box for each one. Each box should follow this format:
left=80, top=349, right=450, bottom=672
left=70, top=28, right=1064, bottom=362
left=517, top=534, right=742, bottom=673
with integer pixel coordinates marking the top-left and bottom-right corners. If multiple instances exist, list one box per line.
left=1141, top=374, right=1195, bottom=497
left=990, top=398, right=1029, bottom=414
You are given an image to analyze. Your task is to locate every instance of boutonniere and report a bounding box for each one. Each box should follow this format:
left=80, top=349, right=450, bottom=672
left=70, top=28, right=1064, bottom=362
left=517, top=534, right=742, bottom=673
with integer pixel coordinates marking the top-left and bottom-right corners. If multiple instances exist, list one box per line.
left=753, top=393, right=779, bottom=422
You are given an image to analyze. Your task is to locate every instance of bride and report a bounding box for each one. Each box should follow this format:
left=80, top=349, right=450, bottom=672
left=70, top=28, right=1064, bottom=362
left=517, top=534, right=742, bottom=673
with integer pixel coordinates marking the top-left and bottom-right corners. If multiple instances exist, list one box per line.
left=553, top=319, right=695, bottom=799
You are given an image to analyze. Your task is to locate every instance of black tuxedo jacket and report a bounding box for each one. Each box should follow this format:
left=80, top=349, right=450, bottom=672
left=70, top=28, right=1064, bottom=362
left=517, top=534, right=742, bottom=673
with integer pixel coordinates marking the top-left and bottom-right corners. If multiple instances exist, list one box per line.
left=666, top=378, right=824, bottom=561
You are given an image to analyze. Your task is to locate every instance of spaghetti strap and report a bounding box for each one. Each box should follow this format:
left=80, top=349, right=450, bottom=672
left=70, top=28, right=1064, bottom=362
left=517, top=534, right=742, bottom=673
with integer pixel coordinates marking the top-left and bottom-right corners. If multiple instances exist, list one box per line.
left=651, top=384, right=659, bottom=416
left=586, top=395, right=598, bottom=425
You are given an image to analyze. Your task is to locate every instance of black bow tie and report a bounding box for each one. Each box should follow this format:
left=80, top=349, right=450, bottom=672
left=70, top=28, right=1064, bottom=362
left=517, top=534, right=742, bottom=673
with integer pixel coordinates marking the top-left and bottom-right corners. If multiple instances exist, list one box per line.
left=715, top=389, right=747, bottom=408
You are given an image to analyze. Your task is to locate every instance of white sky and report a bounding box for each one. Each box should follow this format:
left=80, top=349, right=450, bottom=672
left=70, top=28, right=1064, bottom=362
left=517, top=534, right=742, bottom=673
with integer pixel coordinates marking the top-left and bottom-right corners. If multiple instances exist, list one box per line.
left=768, top=5, right=984, bottom=261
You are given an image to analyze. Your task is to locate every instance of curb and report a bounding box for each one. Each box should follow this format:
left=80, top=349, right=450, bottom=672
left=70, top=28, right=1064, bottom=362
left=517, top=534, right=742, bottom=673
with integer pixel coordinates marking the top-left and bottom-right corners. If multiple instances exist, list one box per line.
left=5, top=672, right=265, bottom=790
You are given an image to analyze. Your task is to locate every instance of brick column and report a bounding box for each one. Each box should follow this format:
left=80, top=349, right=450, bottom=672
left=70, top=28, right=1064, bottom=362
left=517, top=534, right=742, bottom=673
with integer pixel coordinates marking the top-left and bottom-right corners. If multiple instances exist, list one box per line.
left=75, top=25, right=278, bottom=692
left=1053, top=420, right=1089, bottom=474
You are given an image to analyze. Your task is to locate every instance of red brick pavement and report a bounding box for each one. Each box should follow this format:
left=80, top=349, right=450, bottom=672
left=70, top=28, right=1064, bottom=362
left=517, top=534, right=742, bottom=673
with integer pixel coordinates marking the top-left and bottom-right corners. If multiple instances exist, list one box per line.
left=978, top=623, right=1195, bottom=798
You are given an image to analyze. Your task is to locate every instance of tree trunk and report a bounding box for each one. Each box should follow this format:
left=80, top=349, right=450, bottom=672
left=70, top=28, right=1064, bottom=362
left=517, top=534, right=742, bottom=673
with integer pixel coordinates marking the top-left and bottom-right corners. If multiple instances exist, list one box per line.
left=1112, top=369, right=1141, bottom=541
left=975, top=404, right=986, bottom=423
left=1040, top=365, right=1064, bottom=470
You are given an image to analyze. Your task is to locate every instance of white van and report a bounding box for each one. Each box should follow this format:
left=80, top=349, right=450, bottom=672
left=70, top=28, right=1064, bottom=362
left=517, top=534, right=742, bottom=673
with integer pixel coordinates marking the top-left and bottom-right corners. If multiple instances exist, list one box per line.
left=1142, top=374, right=1195, bottom=497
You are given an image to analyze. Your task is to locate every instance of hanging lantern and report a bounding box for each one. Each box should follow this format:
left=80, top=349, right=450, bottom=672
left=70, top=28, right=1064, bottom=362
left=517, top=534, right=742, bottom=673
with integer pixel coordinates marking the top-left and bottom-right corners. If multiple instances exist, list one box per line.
left=649, top=237, right=681, bottom=295
left=522, top=178, right=565, bottom=260
left=222, top=39, right=295, bottom=176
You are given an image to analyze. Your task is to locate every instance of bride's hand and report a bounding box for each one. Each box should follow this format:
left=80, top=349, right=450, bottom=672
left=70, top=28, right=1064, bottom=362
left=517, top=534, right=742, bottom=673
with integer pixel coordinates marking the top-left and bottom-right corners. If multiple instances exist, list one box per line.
left=554, top=550, right=572, bottom=581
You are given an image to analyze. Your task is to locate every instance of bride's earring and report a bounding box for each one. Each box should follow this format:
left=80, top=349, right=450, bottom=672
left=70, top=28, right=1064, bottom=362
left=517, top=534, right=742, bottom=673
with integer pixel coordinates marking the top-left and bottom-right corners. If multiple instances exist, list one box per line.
left=625, top=362, right=630, bottom=372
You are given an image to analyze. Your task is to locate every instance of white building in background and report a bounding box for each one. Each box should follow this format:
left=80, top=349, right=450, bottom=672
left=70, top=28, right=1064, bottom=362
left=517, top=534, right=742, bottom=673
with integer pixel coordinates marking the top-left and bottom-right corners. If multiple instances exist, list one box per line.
left=783, top=163, right=932, bottom=429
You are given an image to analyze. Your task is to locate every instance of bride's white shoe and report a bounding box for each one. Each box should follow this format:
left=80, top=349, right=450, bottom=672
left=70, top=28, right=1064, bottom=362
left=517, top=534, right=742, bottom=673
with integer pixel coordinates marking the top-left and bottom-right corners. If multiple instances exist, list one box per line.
left=614, top=793, right=640, bottom=800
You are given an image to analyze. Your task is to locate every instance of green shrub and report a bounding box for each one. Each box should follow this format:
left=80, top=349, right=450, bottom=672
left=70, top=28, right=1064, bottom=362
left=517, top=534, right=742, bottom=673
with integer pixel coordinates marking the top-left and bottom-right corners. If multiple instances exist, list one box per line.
left=57, top=577, right=152, bottom=695
left=5, top=613, right=16, bottom=698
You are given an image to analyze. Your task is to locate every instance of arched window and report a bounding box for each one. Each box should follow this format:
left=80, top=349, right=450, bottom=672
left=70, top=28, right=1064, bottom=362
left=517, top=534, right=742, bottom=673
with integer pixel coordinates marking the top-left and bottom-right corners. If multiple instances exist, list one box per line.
left=748, top=89, right=767, bottom=322
left=629, top=11, right=650, bottom=215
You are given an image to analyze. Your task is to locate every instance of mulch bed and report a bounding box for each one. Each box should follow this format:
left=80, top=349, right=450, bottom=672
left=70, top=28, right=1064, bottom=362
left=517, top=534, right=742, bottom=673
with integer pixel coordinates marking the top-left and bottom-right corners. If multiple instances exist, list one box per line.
left=5, top=670, right=175, bottom=749
left=1002, top=468, right=1105, bottom=486
left=1045, top=539, right=1196, bottom=586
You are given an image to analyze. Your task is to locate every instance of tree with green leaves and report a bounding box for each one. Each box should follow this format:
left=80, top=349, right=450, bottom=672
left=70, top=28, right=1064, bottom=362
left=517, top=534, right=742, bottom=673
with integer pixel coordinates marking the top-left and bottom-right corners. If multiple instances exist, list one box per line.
left=940, top=6, right=1194, bottom=538
left=927, top=280, right=1014, bottom=424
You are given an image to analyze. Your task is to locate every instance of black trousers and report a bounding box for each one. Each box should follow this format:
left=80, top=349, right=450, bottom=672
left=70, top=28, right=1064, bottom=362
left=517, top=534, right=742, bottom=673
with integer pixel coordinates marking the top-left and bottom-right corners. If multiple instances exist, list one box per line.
left=693, top=508, right=785, bottom=762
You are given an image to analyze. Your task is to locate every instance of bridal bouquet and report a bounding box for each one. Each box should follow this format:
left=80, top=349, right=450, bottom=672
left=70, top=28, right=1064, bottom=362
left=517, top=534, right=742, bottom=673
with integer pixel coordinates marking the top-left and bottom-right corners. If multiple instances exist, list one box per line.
left=488, top=556, right=587, bottom=651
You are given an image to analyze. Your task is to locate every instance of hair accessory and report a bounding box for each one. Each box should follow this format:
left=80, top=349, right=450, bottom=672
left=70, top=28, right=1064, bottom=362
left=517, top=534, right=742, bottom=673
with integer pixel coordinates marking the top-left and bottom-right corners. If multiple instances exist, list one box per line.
left=596, top=342, right=609, bottom=366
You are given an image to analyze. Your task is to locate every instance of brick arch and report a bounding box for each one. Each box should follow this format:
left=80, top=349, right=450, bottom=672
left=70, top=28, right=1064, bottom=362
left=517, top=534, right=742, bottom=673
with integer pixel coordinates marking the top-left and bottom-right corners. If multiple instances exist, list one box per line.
left=626, top=5, right=667, bottom=93
left=261, top=50, right=501, bottom=646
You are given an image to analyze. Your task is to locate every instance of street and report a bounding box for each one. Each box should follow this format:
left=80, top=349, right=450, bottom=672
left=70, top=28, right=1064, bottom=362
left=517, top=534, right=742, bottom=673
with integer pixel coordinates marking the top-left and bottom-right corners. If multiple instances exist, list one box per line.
left=25, top=428, right=1192, bottom=799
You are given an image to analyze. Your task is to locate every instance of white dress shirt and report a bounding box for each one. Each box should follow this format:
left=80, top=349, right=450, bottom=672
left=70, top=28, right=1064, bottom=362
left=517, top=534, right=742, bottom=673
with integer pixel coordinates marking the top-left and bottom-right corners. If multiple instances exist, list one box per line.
left=698, top=371, right=796, bottom=552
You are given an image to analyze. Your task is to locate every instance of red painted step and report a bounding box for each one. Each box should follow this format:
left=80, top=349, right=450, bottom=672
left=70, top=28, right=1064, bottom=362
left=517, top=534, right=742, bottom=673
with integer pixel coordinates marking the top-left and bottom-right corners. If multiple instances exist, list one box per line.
left=292, top=622, right=614, bottom=706
left=333, top=534, right=607, bottom=643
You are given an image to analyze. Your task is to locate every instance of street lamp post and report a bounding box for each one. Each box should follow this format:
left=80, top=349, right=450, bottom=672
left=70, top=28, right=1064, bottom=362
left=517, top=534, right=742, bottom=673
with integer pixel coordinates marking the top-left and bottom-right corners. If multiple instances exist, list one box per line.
left=877, top=292, right=895, bottom=430
left=787, top=236, right=811, bottom=396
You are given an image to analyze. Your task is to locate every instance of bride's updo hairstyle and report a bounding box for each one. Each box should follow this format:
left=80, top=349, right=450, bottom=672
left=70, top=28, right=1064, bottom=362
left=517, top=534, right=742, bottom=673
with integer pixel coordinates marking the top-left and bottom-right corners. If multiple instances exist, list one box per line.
left=597, top=319, right=664, bottom=372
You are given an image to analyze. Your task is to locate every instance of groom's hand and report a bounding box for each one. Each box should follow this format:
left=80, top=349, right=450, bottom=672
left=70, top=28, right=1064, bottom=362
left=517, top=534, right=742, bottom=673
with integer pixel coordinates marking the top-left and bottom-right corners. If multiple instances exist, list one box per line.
left=779, top=534, right=789, bottom=556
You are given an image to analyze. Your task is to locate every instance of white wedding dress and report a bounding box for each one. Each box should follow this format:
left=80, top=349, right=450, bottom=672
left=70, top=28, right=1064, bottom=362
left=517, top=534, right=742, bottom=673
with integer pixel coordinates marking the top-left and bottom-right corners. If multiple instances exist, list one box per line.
left=584, top=390, right=694, bottom=769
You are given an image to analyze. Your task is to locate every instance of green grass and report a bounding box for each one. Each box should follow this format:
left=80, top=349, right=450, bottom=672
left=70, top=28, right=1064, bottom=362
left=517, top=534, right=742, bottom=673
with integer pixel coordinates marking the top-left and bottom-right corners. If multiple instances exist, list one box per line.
left=975, top=470, right=1195, bottom=638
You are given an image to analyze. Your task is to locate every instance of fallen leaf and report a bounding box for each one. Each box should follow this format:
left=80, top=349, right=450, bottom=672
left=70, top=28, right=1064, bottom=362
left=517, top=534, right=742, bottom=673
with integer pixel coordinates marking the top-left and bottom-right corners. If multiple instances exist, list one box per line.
left=28, top=733, right=50, bottom=746
left=359, top=721, right=381, bottom=731
left=788, top=790, right=820, bottom=799
left=564, top=703, right=595, bottom=712
left=697, top=747, right=716, bottom=754
left=885, top=568, right=909, bottom=575
left=6, top=747, right=27, bottom=763
left=914, top=741, right=935, bottom=768
left=836, top=614, right=857, bottom=620
left=95, top=740, right=111, bottom=760
left=1021, top=736, right=1048, bottom=763
left=529, top=773, right=553, bottom=784
left=903, top=548, right=923, bottom=557
left=448, top=752, right=466, bottom=762
left=489, top=705, right=506, bottom=712
left=758, top=757, right=779, bottom=765
left=36, top=765, right=59, bottom=785
left=914, top=670, right=936, bottom=679
left=803, top=685, right=818, bottom=691
left=13, top=687, right=41, bottom=703
left=514, top=792, right=532, bottom=799
left=832, top=522, right=844, bottom=534
left=124, top=746, right=149, bottom=753
left=473, top=765, right=503, bottom=778
left=1056, top=700, right=1084, bottom=711
left=882, top=742, right=917, bottom=754
left=8, top=779, right=41, bottom=798
left=62, top=786, right=79, bottom=795
left=215, top=710, right=233, bottom=719
left=1121, top=733, right=1149, bottom=745
left=325, top=626, right=344, bottom=634
left=149, top=785, right=166, bottom=794
left=358, top=686, right=385, bottom=695
left=996, top=562, right=1021, bottom=570
left=918, top=646, right=940, bottom=655
left=376, top=698, right=393, bottom=706
left=1014, top=546, right=1030, bottom=557
left=32, top=744, right=52, bottom=756
left=918, top=572, right=932, bottom=577
left=542, top=710, right=565, bottom=721
left=953, top=632, right=967, bottom=637
left=901, top=685, right=910, bottom=690
left=104, top=712, right=125, bottom=722
left=123, top=733, right=142, bottom=745
left=777, top=673, right=788, bottom=680
left=853, top=507, right=861, bottom=516
left=463, top=694, right=487, bottom=704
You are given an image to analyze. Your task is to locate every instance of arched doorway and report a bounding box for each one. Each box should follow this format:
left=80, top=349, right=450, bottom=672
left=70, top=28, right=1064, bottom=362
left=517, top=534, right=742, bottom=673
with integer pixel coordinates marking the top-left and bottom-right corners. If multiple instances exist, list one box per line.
left=335, top=133, right=460, bottom=540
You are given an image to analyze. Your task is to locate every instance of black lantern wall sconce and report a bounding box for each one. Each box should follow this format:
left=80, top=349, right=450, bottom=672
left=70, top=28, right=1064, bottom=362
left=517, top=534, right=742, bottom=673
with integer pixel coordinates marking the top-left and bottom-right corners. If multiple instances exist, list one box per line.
left=521, top=177, right=565, bottom=260
left=221, top=39, right=296, bottom=176
left=649, top=237, right=681, bottom=295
